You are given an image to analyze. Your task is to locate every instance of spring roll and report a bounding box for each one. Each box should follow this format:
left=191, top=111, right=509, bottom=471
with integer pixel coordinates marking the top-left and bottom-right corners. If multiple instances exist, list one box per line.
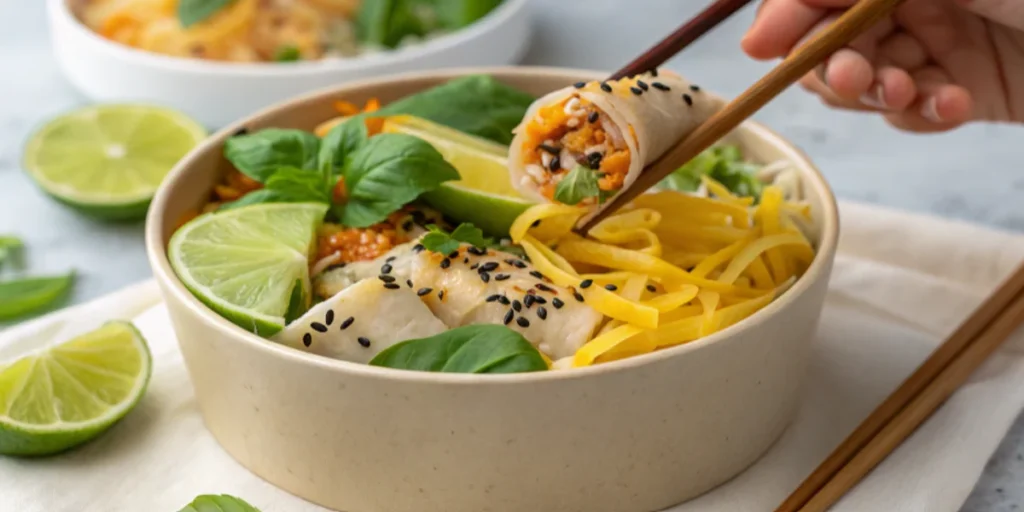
left=509, top=70, right=723, bottom=208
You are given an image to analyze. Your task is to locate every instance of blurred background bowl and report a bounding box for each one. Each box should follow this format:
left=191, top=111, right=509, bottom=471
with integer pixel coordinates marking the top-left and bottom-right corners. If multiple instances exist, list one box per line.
left=47, top=0, right=532, bottom=128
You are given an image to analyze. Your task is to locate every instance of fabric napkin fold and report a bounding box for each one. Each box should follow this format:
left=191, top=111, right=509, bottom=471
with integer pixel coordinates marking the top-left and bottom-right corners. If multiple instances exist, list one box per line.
left=2, top=200, right=1024, bottom=512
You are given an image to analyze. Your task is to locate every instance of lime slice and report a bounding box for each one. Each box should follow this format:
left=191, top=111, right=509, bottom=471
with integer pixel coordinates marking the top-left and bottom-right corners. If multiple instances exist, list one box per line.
left=22, top=104, right=207, bottom=221
left=169, top=202, right=328, bottom=336
left=0, top=321, right=151, bottom=456
left=381, top=116, right=534, bottom=236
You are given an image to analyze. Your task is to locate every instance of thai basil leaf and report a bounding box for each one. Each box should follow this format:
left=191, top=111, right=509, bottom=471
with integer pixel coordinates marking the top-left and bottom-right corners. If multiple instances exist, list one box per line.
left=318, top=117, right=369, bottom=177
left=428, top=0, right=502, bottom=28
left=178, top=494, right=261, bottom=512
left=0, top=272, right=75, bottom=321
left=658, top=145, right=764, bottom=200
left=553, top=165, right=602, bottom=206
left=220, top=167, right=333, bottom=210
left=338, top=133, right=459, bottom=227
left=369, top=324, right=548, bottom=373
left=356, top=0, right=429, bottom=48
left=178, top=0, right=235, bottom=28
left=224, top=129, right=320, bottom=182
left=420, top=223, right=492, bottom=254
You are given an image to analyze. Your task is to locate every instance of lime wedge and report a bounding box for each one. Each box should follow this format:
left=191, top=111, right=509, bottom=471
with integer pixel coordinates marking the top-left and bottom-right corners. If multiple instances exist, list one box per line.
left=0, top=321, right=151, bottom=456
left=22, top=105, right=207, bottom=221
left=169, top=202, right=328, bottom=336
left=381, top=116, right=534, bottom=236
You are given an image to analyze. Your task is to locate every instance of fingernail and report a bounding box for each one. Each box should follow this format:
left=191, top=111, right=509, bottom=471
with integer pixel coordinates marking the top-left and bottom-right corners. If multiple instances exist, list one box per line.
left=921, top=97, right=942, bottom=122
left=815, top=63, right=829, bottom=86
left=859, top=84, right=887, bottom=109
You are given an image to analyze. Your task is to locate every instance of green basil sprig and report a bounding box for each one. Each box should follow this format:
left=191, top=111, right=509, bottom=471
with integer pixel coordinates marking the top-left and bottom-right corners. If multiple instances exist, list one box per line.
left=177, top=0, right=235, bottom=28
left=658, top=145, right=764, bottom=200
left=420, top=223, right=491, bottom=254
left=224, top=129, right=320, bottom=183
left=370, top=324, right=548, bottom=374
left=0, top=272, right=75, bottom=321
left=178, top=494, right=261, bottom=512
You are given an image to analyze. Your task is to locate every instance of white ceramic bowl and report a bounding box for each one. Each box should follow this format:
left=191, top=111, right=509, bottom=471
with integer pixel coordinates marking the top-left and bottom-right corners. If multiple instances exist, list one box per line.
left=47, top=0, right=532, bottom=128
left=146, top=67, right=840, bottom=512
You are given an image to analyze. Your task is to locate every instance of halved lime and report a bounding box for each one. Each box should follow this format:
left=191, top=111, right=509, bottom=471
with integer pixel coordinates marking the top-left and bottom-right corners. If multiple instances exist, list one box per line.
left=22, top=104, right=207, bottom=221
left=169, top=202, right=328, bottom=336
left=381, top=116, right=534, bottom=236
left=0, top=321, right=151, bottom=456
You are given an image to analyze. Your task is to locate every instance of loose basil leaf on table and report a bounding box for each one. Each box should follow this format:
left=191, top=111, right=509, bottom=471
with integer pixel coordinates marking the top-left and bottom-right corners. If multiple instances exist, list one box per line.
left=318, top=116, right=369, bottom=177
left=370, top=324, right=548, bottom=373
left=178, top=0, right=235, bottom=28
left=0, top=271, right=75, bottom=321
left=554, top=165, right=602, bottom=206
left=178, top=494, right=261, bottom=512
left=224, top=129, right=320, bottom=182
left=337, top=133, right=459, bottom=227
left=420, top=223, right=492, bottom=254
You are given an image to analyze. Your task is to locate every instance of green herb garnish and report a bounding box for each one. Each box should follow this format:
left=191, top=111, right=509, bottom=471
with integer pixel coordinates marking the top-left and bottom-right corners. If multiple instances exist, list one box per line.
left=177, top=0, right=235, bottom=28
left=224, top=129, right=320, bottom=183
left=421, top=223, right=491, bottom=254
left=356, top=0, right=429, bottom=49
left=178, top=494, right=261, bottom=512
left=273, top=45, right=302, bottom=62
left=431, top=0, right=503, bottom=28
left=554, top=165, right=602, bottom=206
left=221, top=166, right=335, bottom=210
left=318, top=117, right=369, bottom=177
left=658, top=145, right=764, bottom=200
left=0, top=236, right=24, bottom=270
left=369, top=324, right=548, bottom=373
left=337, top=133, right=459, bottom=227
left=0, top=272, right=75, bottom=321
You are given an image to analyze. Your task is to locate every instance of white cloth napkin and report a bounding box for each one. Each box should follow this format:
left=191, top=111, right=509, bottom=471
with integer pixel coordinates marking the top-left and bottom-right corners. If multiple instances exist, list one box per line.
left=3, top=201, right=1024, bottom=512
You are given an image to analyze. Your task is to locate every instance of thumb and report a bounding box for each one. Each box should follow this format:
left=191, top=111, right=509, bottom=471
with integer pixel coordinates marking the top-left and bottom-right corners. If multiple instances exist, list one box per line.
left=957, top=0, right=1024, bottom=30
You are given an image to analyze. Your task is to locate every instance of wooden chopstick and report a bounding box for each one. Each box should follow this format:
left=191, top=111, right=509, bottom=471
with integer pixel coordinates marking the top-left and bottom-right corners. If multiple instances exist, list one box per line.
left=795, top=273, right=1024, bottom=511
left=610, top=0, right=757, bottom=80
left=775, top=260, right=1024, bottom=511
left=577, top=0, right=908, bottom=234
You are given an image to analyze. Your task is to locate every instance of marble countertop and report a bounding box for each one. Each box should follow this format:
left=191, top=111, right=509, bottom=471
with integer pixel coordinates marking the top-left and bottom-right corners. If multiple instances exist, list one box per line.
left=1, top=0, right=1022, bottom=510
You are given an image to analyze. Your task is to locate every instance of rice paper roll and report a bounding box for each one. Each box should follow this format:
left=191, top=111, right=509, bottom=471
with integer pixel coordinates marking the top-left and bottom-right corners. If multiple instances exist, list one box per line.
left=509, top=70, right=723, bottom=209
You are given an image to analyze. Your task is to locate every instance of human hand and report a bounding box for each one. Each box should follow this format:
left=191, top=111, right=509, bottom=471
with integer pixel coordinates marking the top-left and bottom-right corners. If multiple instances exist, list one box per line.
left=741, top=0, right=1024, bottom=132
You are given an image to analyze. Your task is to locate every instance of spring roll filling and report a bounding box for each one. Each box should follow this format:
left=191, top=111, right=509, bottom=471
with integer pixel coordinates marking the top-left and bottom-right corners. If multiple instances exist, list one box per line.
left=521, top=94, right=633, bottom=202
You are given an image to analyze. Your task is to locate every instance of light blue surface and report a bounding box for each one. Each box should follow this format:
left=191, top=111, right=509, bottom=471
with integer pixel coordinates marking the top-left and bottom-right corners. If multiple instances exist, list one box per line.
left=1, top=0, right=1022, bottom=509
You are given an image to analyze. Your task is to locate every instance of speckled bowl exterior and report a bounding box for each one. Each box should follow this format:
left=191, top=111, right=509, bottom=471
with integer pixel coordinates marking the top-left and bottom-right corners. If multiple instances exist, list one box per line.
left=145, top=67, right=839, bottom=512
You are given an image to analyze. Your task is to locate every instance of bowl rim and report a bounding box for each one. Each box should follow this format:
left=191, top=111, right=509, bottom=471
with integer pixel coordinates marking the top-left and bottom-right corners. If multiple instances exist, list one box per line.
left=48, top=0, right=530, bottom=76
left=145, top=65, right=840, bottom=385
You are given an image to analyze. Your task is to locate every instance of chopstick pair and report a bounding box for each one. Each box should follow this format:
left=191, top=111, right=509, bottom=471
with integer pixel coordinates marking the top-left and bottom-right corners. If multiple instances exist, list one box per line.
left=590, top=0, right=1024, bottom=509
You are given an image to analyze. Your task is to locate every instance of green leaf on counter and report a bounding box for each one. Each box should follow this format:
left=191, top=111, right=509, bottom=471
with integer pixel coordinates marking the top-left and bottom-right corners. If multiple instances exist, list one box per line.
left=337, top=133, right=459, bottom=227
left=178, top=0, right=235, bottom=28
left=420, top=223, right=492, bottom=254
left=0, top=272, right=75, bottom=321
left=370, top=324, right=548, bottom=373
left=553, top=165, right=602, bottom=206
left=178, top=494, right=261, bottom=512
left=224, top=129, right=320, bottom=182
left=658, top=145, right=764, bottom=200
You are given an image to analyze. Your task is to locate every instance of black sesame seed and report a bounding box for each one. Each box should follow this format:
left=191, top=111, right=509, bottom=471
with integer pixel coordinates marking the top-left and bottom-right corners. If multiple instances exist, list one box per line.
left=587, top=152, right=603, bottom=169
left=517, top=317, right=530, bottom=328
left=357, top=337, right=371, bottom=348
left=605, top=284, right=618, bottom=291
left=480, top=272, right=491, bottom=283
left=573, top=81, right=586, bottom=89
left=690, top=84, right=700, bottom=92
left=340, top=317, right=354, bottom=329
left=417, top=287, right=433, bottom=296
left=513, top=260, right=528, bottom=269
left=552, top=297, right=565, bottom=309
left=683, top=94, right=693, bottom=106
left=651, top=82, right=670, bottom=91
left=302, top=333, right=312, bottom=347
left=438, top=290, right=445, bottom=300
left=406, top=279, right=413, bottom=288
left=531, top=219, right=541, bottom=228
left=378, top=274, right=396, bottom=283
left=573, top=290, right=585, bottom=302
left=412, top=244, right=425, bottom=253
left=646, top=284, right=657, bottom=292
left=650, top=68, right=659, bottom=77
left=630, top=86, right=643, bottom=96
left=600, top=82, right=612, bottom=92
left=480, top=262, right=499, bottom=272
left=386, top=256, right=397, bottom=263
left=498, top=295, right=510, bottom=305
left=530, top=270, right=544, bottom=279
left=538, top=143, right=560, bottom=155
left=537, top=307, right=548, bottom=320
left=524, top=294, right=536, bottom=307
left=588, top=111, right=599, bottom=123
left=536, top=283, right=554, bottom=293
left=534, top=295, right=548, bottom=305
left=636, top=80, right=649, bottom=91
left=311, top=322, right=328, bottom=333
left=470, top=263, right=480, bottom=270
left=468, top=246, right=487, bottom=256
left=549, top=156, right=561, bottom=172
left=487, top=294, right=502, bottom=303
left=463, top=257, right=469, bottom=264
left=512, top=300, right=522, bottom=312
left=579, top=279, right=593, bottom=289
left=503, top=309, right=514, bottom=325
left=448, top=251, right=460, bottom=259
left=325, top=309, right=335, bottom=325
left=384, top=283, right=401, bottom=290
left=440, top=258, right=451, bottom=269
left=495, top=273, right=511, bottom=281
